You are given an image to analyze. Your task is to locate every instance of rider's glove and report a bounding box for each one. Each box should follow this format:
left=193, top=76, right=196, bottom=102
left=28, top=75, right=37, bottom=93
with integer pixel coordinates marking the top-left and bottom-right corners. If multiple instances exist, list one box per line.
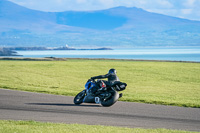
left=87, top=79, right=92, bottom=82
left=90, top=78, right=95, bottom=82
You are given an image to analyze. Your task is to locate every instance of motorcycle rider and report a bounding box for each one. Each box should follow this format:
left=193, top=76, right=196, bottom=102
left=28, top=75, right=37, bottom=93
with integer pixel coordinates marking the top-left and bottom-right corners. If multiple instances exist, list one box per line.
left=90, top=68, right=120, bottom=94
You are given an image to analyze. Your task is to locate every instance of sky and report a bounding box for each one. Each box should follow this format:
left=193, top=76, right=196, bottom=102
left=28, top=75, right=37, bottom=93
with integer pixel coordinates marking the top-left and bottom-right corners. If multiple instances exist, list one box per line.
left=8, top=0, right=200, bottom=21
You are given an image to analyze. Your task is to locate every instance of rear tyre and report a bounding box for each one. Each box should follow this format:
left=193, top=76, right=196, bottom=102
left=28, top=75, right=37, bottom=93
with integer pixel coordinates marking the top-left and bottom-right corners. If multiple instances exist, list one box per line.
left=101, top=91, right=119, bottom=107
left=74, top=91, right=85, bottom=105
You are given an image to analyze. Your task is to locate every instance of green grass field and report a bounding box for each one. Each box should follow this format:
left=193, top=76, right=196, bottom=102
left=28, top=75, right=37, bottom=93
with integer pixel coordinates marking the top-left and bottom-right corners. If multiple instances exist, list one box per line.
left=0, top=120, right=198, bottom=133
left=0, top=59, right=200, bottom=107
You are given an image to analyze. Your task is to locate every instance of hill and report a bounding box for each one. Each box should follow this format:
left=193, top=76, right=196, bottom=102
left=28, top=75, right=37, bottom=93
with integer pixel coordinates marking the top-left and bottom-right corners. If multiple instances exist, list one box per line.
left=0, top=0, right=200, bottom=47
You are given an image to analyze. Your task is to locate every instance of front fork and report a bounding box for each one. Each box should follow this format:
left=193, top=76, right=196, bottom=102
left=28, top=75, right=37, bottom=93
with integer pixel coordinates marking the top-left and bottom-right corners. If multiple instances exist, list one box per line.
left=82, top=90, right=87, bottom=102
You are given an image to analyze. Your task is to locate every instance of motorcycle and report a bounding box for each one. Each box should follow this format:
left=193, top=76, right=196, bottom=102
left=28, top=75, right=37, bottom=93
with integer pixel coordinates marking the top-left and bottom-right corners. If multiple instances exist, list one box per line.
left=74, top=79, right=127, bottom=107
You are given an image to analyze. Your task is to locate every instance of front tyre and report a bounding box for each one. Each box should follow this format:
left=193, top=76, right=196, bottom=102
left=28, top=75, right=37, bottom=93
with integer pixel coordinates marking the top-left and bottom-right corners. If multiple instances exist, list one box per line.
left=74, top=91, right=85, bottom=105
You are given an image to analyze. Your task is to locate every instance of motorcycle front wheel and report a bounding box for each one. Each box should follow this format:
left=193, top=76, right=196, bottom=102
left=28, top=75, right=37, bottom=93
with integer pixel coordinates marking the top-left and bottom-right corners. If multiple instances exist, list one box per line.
left=74, top=91, right=85, bottom=105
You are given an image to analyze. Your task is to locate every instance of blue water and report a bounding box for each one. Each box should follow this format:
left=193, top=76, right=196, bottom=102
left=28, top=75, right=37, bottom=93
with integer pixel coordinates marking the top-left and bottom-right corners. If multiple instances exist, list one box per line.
left=16, top=47, right=200, bottom=62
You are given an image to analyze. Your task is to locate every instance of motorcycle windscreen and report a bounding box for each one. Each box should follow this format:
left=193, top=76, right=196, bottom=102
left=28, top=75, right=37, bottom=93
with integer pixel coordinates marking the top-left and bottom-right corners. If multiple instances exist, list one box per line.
left=85, top=82, right=97, bottom=90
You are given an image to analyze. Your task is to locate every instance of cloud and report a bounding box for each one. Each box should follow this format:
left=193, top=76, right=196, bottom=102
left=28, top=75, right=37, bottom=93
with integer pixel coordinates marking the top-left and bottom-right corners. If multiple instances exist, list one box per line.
left=7, top=0, right=200, bottom=21
left=183, top=0, right=196, bottom=7
left=76, top=0, right=87, bottom=4
left=181, top=9, right=193, bottom=15
left=99, top=0, right=114, bottom=6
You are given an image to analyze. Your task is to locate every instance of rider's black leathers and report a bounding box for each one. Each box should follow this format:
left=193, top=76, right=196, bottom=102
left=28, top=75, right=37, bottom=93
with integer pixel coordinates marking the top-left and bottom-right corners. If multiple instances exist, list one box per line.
left=90, top=73, right=120, bottom=94
left=91, top=73, right=119, bottom=85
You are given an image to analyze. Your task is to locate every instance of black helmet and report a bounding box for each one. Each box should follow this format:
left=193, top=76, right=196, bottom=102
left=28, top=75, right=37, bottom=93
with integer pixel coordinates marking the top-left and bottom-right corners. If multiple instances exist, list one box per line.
left=108, top=68, right=117, bottom=74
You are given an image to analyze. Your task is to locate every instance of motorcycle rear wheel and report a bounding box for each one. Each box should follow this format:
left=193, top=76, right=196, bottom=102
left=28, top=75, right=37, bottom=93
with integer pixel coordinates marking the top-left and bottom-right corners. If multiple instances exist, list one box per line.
left=101, top=91, right=119, bottom=107
left=74, top=91, right=85, bottom=105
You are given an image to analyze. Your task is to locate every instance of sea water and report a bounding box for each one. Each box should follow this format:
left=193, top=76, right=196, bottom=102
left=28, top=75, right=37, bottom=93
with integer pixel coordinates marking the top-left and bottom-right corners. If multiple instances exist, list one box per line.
left=16, top=47, right=200, bottom=62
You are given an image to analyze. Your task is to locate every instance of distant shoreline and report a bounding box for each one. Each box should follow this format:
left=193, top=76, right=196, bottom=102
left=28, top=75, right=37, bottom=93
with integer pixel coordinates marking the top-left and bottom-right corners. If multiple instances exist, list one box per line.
left=2, top=46, right=113, bottom=51
left=0, top=46, right=113, bottom=56
left=0, top=57, right=199, bottom=63
left=0, top=48, right=20, bottom=56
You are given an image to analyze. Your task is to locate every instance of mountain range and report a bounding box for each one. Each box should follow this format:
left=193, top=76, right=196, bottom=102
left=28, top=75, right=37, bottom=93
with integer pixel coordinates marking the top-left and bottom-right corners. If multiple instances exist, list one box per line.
left=0, top=0, right=200, bottom=48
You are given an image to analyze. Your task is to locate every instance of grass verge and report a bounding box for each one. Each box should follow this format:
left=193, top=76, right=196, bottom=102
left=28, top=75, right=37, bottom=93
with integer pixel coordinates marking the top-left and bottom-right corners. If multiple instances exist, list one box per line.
left=0, top=59, right=199, bottom=107
left=0, top=120, right=198, bottom=133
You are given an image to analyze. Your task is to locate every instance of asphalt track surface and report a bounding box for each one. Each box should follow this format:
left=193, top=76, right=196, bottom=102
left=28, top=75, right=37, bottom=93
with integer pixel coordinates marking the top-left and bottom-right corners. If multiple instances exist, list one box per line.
left=0, top=89, right=200, bottom=132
